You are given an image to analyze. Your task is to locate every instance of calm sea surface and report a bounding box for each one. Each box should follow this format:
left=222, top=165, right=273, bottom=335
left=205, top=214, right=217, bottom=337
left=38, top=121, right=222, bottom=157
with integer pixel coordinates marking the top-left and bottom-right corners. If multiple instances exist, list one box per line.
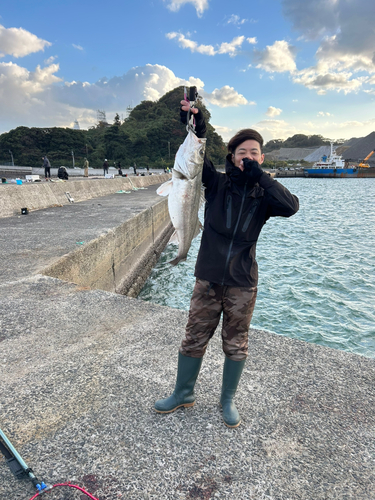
left=139, top=178, right=375, bottom=358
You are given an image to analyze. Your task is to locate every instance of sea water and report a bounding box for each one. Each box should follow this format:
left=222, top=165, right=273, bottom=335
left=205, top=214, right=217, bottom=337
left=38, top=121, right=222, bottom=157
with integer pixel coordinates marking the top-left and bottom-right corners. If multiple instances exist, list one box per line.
left=138, top=178, right=375, bottom=358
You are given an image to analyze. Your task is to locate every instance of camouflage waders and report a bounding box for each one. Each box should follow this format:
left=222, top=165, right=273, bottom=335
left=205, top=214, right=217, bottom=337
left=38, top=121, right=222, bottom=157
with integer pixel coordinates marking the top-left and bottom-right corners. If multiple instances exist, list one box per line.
left=180, top=279, right=257, bottom=361
left=155, top=279, right=257, bottom=425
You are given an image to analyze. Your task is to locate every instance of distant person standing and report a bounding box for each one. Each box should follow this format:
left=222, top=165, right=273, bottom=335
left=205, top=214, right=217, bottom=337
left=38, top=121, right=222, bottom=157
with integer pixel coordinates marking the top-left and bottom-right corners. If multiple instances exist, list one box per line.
left=83, top=157, right=89, bottom=177
left=117, top=161, right=123, bottom=176
left=43, top=156, right=51, bottom=180
left=103, top=159, right=109, bottom=176
left=133, top=163, right=137, bottom=175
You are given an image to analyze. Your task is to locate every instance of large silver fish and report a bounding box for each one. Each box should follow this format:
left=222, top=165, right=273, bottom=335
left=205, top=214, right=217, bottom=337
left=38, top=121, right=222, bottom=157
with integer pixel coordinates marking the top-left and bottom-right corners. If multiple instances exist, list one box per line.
left=157, top=130, right=207, bottom=265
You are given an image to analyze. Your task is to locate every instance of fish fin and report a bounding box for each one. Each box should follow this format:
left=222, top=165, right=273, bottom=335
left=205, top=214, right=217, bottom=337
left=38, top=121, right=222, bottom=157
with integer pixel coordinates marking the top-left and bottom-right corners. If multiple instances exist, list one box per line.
left=156, top=180, right=173, bottom=197
left=193, top=219, right=203, bottom=239
left=169, top=256, right=186, bottom=266
left=199, top=187, right=206, bottom=208
left=168, top=230, right=179, bottom=245
left=172, top=168, right=187, bottom=180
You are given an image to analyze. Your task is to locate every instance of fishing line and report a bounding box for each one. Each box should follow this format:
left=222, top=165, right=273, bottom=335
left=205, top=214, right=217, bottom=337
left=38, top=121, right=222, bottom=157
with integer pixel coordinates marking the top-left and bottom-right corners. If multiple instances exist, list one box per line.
left=28, top=482, right=99, bottom=499
left=0, top=428, right=99, bottom=500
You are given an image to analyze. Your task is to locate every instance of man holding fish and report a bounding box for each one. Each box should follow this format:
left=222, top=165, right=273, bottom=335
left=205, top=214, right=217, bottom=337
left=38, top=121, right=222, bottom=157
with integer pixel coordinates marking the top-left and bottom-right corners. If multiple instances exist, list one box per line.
left=155, top=90, right=299, bottom=428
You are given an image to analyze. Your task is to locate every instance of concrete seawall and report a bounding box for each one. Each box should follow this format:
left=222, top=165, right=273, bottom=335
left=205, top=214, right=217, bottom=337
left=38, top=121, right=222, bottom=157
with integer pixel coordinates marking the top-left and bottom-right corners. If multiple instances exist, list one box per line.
left=0, top=174, right=170, bottom=219
left=43, top=198, right=173, bottom=297
left=1, top=174, right=173, bottom=296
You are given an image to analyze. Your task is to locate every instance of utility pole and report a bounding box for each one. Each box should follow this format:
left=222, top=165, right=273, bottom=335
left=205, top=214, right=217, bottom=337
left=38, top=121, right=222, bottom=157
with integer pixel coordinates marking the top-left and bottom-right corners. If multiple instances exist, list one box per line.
left=71, top=150, right=75, bottom=169
left=168, top=141, right=171, bottom=160
left=9, top=150, right=14, bottom=166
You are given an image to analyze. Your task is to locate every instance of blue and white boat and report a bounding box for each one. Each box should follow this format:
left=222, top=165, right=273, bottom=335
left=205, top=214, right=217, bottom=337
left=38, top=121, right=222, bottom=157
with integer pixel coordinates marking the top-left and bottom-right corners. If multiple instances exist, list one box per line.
left=304, top=142, right=375, bottom=178
left=303, top=143, right=361, bottom=177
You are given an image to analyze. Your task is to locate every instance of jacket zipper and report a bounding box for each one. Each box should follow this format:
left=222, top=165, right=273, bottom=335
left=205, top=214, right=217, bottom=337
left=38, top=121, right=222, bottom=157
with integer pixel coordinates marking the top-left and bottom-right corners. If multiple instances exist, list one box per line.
left=221, top=183, right=247, bottom=285
left=241, top=199, right=260, bottom=232
left=226, top=194, right=232, bottom=229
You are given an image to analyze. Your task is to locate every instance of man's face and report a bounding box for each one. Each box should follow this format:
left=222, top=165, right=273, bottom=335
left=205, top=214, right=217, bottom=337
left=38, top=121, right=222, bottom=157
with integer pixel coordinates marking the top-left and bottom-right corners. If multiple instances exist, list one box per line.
left=232, top=140, right=264, bottom=171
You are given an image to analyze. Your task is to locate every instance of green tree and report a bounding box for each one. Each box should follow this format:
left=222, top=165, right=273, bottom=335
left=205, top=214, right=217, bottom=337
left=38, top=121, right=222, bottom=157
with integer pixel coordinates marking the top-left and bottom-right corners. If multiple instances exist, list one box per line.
left=113, top=113, right=121, bottom=127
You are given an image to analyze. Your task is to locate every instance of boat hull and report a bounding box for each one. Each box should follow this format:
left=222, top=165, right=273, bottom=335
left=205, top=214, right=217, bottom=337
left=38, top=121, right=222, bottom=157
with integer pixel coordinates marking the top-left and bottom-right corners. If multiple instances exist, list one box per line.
left=304, top=167, right=375, bottom=178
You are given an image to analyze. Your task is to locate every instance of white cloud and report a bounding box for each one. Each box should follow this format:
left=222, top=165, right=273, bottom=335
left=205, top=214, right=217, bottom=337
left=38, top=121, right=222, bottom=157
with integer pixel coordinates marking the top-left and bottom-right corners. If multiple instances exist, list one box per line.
left=247, top=37, right=257, bottom=45
left=166, top=32, right=215, bottom=55
left=227, top=14, right=247, bottom=26
left=0, top=61, right=61, bottom=99
left=211, top=125, right=233, bottom=142
left=315, top=39, right=375, bottom=74
left=337, top=119, right=374, bottom=129
left=266, top=106, right=282, bottom=117
left=0, top=62, right=213, bottom=131
left=254, top=40, right=297, bottom=73
left=0, top=61, right=73, bottom=132
left=281, top=0, right=375, bottom=80
left=166, top=32, right=246, bottom=57
left=293, top=67, right=364, bottom=94
left=72, top=44, right=84, bottom=51
left=217, top=36, right=245, bottom=57
left=163, top=0, right=209, bottom=17
left=202, top=85, right=253, bottom=107
left=253, top=119, right=301, bottom=142
left=0, top=24, right=51, bottom=58
left=317, top=111, right=332, bottom=117
left=44, top=55, right=57, bottom=65
left=0, top=60, right=252, bottom=132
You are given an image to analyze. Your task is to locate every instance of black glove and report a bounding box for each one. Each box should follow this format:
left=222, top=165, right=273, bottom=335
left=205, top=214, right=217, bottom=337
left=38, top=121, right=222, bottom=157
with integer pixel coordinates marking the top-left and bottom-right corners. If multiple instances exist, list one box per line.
left=180, top=107, right=206, bottom=138
left=242, top=158, right=263, bottom=184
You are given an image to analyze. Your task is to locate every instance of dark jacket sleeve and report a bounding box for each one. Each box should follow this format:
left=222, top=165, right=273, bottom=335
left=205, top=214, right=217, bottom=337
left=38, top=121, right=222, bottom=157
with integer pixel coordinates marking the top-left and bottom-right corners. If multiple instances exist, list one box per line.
left=202, top=155, right=220, bottom=200
left=258, top=172, right=299, bottom=218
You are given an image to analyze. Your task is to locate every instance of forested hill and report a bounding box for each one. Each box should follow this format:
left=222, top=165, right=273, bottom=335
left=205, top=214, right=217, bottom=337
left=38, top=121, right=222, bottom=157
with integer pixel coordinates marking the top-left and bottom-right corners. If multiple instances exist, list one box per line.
left=263, top=134, right=331, bottom=153
left=0, top=86, right=227, bottom=169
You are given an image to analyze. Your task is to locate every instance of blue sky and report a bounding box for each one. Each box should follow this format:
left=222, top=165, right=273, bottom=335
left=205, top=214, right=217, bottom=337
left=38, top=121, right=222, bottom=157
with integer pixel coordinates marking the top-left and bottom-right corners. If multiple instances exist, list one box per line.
left=1, top=0, right=374, bottom=143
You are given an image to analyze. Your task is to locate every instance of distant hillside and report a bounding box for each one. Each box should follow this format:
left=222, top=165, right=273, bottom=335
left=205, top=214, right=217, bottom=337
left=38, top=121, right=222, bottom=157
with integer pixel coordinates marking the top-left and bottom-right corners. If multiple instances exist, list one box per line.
left=0, top=86, right=226, bottom=169
left=119, top=86, right=226, bottom=167
left=341, top=132, right=375, bottom=162
left=263, top=134, right=330, bottom=153
left=0, top=126, right=89, bottom=169
left=342, top=137, right=360, bottom=147
left=263, top=133, right=375, bottom=164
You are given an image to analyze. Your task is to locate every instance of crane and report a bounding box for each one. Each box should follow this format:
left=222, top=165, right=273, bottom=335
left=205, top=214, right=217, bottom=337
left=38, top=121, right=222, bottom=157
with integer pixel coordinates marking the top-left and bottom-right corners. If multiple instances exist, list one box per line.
left=358, top=148, right=375, bottom=168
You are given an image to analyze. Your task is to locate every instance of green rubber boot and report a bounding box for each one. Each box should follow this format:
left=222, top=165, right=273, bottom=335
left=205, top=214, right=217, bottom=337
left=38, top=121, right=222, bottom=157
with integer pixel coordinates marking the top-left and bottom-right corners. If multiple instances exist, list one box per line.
left=220, top=357, right=246, bottom=428
left=154, top=352, right=203, bottom=413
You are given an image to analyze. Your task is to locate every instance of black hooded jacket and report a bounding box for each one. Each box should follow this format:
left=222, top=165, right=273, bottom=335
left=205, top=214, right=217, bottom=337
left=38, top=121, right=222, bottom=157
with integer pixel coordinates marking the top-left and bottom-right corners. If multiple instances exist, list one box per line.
left=194, top=154, right=299, bottom=287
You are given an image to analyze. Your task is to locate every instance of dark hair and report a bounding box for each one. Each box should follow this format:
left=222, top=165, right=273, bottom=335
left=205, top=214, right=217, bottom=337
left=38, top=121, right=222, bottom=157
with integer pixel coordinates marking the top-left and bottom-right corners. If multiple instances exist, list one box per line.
left=227, top=129, right=264, bottom=154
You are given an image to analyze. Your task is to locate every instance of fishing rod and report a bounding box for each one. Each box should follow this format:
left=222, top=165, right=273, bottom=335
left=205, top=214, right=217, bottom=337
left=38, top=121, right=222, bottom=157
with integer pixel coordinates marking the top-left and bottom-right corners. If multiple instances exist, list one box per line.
left=0, top=427, right=99, bottom=499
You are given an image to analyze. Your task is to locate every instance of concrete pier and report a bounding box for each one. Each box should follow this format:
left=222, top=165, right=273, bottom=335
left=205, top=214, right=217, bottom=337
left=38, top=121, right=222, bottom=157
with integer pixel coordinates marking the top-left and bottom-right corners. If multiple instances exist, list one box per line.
left=0, top=179, right=374, bottom=499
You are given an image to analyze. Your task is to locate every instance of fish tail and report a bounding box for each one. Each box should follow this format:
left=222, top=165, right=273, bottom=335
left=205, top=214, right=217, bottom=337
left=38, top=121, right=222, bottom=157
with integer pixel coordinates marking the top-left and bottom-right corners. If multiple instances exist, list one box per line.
left=169, top=256, right=187, bottom=266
